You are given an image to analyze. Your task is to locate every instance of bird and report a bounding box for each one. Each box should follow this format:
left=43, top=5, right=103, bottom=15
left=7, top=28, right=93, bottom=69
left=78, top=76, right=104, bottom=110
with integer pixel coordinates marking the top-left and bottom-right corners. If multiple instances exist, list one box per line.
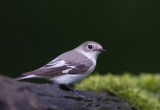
left=15, top=41, right=106, bottom=97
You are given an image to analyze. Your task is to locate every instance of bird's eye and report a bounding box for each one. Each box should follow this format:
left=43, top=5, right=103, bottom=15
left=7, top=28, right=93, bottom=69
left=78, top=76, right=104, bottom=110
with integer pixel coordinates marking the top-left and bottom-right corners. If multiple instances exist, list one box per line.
left=88, top=45, right=92, bottom=49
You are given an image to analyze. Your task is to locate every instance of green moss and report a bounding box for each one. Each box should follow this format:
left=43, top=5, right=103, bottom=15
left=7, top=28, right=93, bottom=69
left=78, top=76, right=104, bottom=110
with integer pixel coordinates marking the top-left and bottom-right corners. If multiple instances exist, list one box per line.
left=75, top=73, right=160, bottom=110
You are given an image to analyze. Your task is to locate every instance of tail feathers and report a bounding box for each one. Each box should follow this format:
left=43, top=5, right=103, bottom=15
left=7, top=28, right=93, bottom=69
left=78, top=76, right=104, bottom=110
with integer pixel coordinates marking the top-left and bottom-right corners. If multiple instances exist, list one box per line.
left=15, top=75, right=37, bottom=80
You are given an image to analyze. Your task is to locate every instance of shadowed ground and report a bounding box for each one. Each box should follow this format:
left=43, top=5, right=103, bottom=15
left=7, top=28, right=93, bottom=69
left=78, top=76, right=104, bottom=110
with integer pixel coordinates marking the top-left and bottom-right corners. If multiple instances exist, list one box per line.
left=0, top=76, right=132, bottom=110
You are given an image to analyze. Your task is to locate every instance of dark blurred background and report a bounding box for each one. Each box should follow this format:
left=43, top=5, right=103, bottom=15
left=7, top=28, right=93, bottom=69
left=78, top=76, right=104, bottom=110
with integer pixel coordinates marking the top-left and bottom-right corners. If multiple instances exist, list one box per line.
left=0, top=0, right=160, bottom=78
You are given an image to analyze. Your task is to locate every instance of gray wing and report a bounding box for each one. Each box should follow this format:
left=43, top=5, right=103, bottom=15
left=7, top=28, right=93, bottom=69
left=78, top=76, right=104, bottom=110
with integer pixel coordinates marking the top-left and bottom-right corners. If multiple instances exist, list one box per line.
left=22, top=59, right=93, bottom=76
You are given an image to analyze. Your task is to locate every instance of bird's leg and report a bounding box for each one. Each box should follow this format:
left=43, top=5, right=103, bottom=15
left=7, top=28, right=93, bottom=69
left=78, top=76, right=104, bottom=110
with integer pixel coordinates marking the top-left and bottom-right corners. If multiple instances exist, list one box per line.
left=59, top=84, right=86, bottom=98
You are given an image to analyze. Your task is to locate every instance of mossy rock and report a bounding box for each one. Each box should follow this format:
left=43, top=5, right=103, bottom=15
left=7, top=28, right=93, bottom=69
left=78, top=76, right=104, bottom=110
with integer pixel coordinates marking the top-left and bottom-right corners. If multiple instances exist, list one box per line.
left=75, top=73, right=160, bottom=110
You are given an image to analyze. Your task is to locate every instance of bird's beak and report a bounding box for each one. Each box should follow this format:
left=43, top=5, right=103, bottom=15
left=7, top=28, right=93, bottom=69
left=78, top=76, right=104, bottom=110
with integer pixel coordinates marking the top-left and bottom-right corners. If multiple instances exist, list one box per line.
left=98, top=49, right=107, bottom=53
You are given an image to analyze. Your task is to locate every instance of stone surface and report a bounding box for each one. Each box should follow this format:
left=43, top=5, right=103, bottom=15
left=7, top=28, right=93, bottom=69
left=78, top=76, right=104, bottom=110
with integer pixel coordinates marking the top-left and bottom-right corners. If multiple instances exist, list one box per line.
left=0, top=76, right=133, bottom=110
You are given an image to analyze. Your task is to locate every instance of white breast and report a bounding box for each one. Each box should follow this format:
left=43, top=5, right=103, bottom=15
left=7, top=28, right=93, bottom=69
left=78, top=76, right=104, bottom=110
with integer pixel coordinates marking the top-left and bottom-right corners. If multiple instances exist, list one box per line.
left=49, top=49, right=97, bottom=84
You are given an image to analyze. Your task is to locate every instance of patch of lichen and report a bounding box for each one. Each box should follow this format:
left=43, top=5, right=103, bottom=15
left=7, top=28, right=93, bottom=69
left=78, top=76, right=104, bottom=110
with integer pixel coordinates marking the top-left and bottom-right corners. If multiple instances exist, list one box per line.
left=75, top=73, right=160, bottom=110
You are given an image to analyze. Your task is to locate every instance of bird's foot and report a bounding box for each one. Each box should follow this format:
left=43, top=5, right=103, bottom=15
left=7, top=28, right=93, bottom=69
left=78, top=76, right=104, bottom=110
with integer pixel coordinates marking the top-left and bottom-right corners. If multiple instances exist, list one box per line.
left=59, top=84, right=87, bottom=99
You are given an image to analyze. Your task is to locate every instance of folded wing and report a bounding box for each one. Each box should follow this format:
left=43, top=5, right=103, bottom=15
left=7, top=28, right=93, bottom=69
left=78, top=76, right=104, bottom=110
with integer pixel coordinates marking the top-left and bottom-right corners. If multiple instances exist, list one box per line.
left=22, top=59, right=92, bottom=77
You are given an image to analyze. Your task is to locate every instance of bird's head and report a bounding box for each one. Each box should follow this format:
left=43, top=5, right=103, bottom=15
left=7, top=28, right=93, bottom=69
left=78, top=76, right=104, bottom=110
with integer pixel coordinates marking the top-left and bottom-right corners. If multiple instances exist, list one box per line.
left=75, top=41, right=106, bottom=60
